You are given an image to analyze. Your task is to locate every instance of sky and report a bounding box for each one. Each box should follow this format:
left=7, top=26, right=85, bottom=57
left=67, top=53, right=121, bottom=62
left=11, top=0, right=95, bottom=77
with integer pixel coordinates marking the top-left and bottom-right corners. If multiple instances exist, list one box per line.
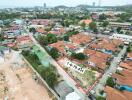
left=0, top=0, right=132, bottom=8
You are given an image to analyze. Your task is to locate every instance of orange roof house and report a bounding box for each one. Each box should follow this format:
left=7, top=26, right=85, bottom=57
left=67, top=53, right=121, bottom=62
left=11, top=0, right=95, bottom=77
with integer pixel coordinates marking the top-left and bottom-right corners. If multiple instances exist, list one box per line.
left=36, top=27, right=46, bottom=34
left=70, top=34, right=92, bottom=45
left=88, top=56, right=107, bottom=70
left=127, top=52, right=132, bottom=59
left=49, top=41, right=77, bottom=55
left=104, top=86, right=132, bottom=100
left=112, top=71, right=132, bottom=87
left=89, top=38, right=120, bottom=52
left=16, top=35, right=33, bottom=48
left=84, top=48, right=111, bottom=60
left=80, top=19, right=92, bottom=25
left=120, top=61, right=132, bottom=70
left=49, top=41, right=65, bottom=53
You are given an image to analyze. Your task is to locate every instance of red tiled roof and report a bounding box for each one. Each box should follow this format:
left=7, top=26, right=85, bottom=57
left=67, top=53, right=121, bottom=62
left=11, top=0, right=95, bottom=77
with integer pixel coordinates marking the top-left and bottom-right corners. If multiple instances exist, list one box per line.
left=120, top=62, right=132, bottom=70
left=84, top=48, right=111, bottom=60
left=112, top=71, right=132, bottom=87
left=80, top=19, right=92, bottom=25
left=70, top=34, right=92, bottom=45
left=36, top=27, right=45, bottom=33
left=17, top=36, right=32, bottom=42
left=104, top=86, right=132, bottom=100
left=88, top=56, right=107, bottom=70
left=89, top=38, right=120, bottom=52
left=127, top=52, right=132, bottom=58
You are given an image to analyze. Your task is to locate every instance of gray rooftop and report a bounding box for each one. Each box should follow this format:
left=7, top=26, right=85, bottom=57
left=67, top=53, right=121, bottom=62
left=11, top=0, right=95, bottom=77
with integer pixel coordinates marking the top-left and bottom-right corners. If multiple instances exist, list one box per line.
left=54, top=81, right=73, bottom=100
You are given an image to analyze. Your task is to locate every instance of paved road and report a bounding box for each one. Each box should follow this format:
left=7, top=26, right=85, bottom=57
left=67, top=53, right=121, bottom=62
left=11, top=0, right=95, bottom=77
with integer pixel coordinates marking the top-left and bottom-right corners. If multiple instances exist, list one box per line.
left=28, top=33, right=90, bottom=100
left=93, top=45, right=127, bottom=95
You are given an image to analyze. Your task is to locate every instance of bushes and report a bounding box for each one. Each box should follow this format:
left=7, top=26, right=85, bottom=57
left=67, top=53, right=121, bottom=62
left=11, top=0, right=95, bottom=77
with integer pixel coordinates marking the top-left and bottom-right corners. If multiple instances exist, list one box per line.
left=96, top=96, right=106, bottom=100
left=38, top=34, right=58, bottom=45
left=66, top=30, right=79, bottom=37
left=22, top=50, right=58, bottom=88
left=71, top=53, right=86, bottom=60
left=49, top=47, right=60, bottom=59
left=41, top=66, right=58, bottom=88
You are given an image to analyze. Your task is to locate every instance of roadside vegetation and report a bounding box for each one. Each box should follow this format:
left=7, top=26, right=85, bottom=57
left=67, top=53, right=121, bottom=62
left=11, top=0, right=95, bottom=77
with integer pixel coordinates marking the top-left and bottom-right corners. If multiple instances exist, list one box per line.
left=22, top=50, right=59, bottom=88
left=106, top=77, right=116, bottom=88
left=37, top=34, right=58, bottom=45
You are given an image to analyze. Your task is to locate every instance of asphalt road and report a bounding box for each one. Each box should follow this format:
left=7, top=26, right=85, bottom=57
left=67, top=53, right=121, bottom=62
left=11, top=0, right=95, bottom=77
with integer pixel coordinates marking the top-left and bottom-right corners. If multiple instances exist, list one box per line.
left=93, top=45, right=127, bottom=95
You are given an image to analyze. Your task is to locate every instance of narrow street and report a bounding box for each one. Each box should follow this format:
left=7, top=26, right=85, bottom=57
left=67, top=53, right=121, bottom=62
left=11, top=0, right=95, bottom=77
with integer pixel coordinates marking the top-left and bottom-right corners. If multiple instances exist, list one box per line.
left=93, top=45, right=127, bottom=95
left=28, top=33, right=90, bottom=100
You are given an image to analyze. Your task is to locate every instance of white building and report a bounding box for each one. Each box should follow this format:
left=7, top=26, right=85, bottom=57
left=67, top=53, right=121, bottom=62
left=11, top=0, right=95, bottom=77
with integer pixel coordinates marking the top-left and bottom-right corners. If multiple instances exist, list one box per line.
left=109, top=34, right=132, bottom=43
left=66, top=92, right=81, bottom=100
left=109, top=22, right=131, bottom=30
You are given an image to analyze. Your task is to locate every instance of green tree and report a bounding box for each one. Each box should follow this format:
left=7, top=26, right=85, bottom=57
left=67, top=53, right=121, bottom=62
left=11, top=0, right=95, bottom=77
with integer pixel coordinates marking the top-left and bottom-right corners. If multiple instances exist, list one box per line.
left=41, top=66, right=58, bottom=88
left=127, top=46, right=132, bottom=52
left=99, top=14, right=107, bottom=21
left=66, top=30, right=79, bottom=37
left=49, top=47, right=60, bottom=59
left=47, top=34, right=57, bottom=44
left=96, top=96, right=105, bottom=100
left=102, top=21, right=109, bottom=27
left=38, top=35, right=48, bottom=45
left=89, top=22, right=97, bottom=31
left=0, top=34, right=4, bottom=41
left=71, top=53, right=86, bottom=60
left=29, top=28, right=36, bottom=34
left=63, top=35, right=69, bottom=41
left=80, top=22, right=86, bottom=29
left=106, top=77, right=115, bottom=87
left=117, top=27, right=122, bottom=33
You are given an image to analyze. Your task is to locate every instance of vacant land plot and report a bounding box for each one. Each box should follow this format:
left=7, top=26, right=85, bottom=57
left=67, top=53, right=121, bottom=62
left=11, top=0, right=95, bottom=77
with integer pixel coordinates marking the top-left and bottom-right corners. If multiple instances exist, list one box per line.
left=0, top=51, right=52, bottom=100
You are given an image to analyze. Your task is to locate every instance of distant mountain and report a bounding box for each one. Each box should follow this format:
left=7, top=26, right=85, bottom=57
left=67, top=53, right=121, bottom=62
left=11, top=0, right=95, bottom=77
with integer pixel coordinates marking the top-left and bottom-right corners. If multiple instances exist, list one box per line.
left=116, top=4, right=132, bottom=12
left=54, top=5, right=68, bottom=9
left=76, top=4, right=91, bottom=8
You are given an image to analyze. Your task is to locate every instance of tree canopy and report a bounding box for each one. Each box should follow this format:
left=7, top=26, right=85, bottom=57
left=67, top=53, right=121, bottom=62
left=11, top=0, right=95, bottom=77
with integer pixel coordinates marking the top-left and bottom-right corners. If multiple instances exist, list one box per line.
left=71, top=53, right=86, bottom=60
left=102, top=21, right=109, bottom=27
left=106, top=77, right=116, bottom=88
left=49, top=47, right=60, bottom=59
left=89, top=22, right=97, bottom=31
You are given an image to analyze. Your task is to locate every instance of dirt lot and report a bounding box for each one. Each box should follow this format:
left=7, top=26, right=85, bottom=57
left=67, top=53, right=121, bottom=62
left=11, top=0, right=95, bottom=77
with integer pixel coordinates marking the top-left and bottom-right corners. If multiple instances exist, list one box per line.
left=0, top=51, right=52, bottom=100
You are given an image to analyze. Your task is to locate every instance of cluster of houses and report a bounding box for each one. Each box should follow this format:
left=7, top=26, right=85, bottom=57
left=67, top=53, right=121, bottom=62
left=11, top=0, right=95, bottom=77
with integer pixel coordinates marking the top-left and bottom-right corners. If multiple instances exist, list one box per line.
left=48, top=32, right=124, bottom=98
left=0, top=19, right=33, bottom=50
left=104, top=51, right=132, bottom=100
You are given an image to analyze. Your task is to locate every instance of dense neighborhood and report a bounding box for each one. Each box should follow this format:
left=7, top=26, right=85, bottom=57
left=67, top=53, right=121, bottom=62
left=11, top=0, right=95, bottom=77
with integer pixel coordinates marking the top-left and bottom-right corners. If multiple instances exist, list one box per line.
left=0, top=3, right=132, bottom=100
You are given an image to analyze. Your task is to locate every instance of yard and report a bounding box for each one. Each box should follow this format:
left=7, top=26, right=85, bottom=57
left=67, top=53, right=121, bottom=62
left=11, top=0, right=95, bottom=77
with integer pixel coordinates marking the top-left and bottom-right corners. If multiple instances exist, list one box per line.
left=58, top=58, right=100, bottom=90
left=72, top=68, right=99, bottom=89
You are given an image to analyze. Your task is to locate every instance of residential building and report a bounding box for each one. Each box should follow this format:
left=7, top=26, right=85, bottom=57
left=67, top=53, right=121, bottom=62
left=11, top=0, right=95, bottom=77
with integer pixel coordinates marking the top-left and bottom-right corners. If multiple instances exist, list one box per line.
left=109, top=22, right=131, bottom=30
left=89, top=38, right=122, bottom=54
left=16, top=35, right=33, bottom=49
left=70, top=34, right=93, bottom=46
left=79, top=19, right=92, bottom=25
left=104, top=86, right=132, bottom=100
left=127, top=52, right=132, bottom=60
left=109, top=34, right=132, bottom=43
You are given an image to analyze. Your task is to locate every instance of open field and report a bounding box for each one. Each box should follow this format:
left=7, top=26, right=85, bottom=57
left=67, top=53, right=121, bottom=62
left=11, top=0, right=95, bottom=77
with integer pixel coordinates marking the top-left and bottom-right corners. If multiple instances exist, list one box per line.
left=0, top=51, right=52, bottom=100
